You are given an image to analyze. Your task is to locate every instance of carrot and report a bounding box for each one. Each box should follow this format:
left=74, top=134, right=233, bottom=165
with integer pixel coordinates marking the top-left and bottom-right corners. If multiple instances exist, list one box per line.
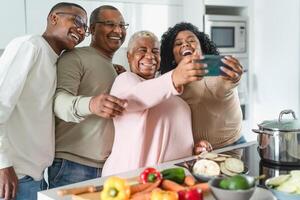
left=142, top=180, right=161, bottom=192
left=130, top=191, right=151, bottom=200
left=184, top=175, right=196, bottom=186
left=161, top=179, right=185, bottom=192
left=130, top=182, right=153, bottom=195
left=189, top=183, right=210, bottom=193
left=130, top=180, right=161, bottom=199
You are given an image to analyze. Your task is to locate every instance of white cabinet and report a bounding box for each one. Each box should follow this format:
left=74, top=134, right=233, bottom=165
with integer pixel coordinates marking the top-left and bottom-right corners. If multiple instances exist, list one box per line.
left=250, top=0, right=300, bottom=124
left=205, top=0, right=249, bottom=7
left=25, top=0, right=183, bottom=48
left=0, top=0, right=26, bottom=49
left=182, top=0, right=205, bottom=31
left=25, top=0, right=183, bottom=68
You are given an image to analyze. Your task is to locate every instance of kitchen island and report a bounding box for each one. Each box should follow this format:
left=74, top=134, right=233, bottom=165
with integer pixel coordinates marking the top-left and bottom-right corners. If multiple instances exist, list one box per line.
left=38, top=141, right=279, bottom=200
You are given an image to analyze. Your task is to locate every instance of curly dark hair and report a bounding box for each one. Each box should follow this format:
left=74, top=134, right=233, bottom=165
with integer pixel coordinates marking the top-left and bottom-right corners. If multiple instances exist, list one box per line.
left=160, top=22, right=219, bottom=74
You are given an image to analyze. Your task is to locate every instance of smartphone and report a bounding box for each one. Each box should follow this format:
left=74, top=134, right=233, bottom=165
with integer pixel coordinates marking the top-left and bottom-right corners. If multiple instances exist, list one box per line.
left=195, top=55, right=230, bottom=76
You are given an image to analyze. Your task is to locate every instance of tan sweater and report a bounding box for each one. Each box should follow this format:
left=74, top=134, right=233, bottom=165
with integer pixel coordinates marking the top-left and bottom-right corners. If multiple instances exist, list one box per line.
left=54, top=47, right=117, bottom=168
left=181, top=76, right=242, bottom=149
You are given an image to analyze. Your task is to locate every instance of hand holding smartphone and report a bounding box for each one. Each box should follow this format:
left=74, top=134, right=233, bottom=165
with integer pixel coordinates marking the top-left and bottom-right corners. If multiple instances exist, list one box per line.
left=194, top=55, right=230, bottom=76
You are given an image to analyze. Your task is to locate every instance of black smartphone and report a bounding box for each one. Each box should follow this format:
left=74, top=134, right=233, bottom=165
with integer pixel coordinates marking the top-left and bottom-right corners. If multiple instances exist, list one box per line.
left=195, top=55, right=230, bottom=76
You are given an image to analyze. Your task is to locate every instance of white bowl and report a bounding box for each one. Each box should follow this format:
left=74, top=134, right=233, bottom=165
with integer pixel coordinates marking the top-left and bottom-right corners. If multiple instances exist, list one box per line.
left=265, top=178, right=300, bottom=200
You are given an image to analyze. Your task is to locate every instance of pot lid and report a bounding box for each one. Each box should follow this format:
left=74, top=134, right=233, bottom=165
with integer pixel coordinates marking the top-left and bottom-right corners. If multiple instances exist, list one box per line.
left=259, top=109, right=300, bottom=131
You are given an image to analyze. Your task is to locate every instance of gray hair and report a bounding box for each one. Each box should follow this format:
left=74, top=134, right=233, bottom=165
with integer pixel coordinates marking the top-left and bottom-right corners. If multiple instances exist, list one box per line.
left=127, top=31, right=159, bottom=53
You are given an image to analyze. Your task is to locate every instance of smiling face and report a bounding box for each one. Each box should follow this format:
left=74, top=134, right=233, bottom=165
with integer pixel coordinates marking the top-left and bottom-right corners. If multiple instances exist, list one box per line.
left=90, top=9, right=126, bottom=58
left=49, top=6, right=87, bottom=53
left=127, top=35, right=160, bottom=80
left=172, top=30, right=203, bottom=64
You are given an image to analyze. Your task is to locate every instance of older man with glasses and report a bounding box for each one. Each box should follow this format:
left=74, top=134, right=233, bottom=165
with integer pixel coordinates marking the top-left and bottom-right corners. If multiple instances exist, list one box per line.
left=0, top=2, right=87, bottom=200
left=47, top=5, right=128, bottom=188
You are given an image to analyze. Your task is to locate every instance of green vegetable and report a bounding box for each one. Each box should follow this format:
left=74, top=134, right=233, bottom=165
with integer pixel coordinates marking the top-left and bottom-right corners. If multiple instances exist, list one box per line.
left=219, top=175, right=253, bottom=190
left=228, top=175, right=250, bottom=190
left=219, top=179, right=230, bottom=189
left=161, top=167, right=185, bottom=184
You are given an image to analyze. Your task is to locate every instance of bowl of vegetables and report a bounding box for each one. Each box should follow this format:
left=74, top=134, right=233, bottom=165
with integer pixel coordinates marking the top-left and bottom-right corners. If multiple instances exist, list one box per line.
left=208, top=174, right=256, bottom=200
left=176, top=152, right=248, bottom=182
left=265, top=170, right=300, bottom=200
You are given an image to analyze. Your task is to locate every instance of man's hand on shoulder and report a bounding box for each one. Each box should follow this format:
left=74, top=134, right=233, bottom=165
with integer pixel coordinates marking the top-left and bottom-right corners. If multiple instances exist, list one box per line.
left=0, top=167, right=18, bottom=200
left=113, top=64, right=126, bottom=75
left=89, top=93, right=127, bottom=119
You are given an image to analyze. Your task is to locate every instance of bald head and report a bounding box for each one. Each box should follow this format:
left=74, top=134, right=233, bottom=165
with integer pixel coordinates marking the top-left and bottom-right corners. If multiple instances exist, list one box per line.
left=89, top=5, right=120, bottom=26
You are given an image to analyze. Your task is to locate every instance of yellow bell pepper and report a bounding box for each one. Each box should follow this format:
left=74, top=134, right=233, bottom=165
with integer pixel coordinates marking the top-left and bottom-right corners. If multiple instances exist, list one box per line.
left=100, top=176, right=130, bottom=200
left=151, top=188, right=178, bottom=200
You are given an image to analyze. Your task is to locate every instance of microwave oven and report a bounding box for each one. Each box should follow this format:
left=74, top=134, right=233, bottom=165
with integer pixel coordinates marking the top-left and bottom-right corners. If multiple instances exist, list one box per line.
left=204, top=15, right=247, bottom=54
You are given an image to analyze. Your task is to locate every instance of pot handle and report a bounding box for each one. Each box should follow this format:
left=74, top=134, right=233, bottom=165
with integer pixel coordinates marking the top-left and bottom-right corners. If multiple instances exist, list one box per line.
left=252, top=129, right=273, bottom=136
left=278, top=109, right=297, bottom=122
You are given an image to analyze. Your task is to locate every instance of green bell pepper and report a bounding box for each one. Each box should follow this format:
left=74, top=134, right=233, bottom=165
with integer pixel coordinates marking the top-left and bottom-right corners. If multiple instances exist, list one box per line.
left=161, top=167, right=185, bottom=184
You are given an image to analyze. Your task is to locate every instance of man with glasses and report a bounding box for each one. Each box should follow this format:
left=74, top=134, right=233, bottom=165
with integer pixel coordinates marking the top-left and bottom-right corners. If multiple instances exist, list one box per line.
left=47, top=5, right=128, bottom=188
left=0, top=2, right=87, bottom=200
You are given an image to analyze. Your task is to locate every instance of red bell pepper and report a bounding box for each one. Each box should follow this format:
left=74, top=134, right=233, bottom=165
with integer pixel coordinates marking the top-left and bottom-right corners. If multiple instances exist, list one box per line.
left=140, top=167, right=162, bottom=183
left=178, top=188, right=203, bottom=200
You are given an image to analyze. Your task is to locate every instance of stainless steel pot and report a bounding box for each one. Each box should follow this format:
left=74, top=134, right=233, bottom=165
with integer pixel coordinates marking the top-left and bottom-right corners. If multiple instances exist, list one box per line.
left=252, top=109, right=300, bottom=166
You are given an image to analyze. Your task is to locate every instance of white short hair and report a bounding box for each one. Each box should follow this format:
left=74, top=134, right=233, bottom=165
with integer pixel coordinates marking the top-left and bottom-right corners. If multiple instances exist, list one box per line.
left=127, top=30, right=159, bottom=53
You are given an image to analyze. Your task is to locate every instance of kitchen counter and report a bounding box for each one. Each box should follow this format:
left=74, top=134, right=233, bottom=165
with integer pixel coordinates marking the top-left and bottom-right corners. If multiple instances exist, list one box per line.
left=38, top=141, right=286, bottom=200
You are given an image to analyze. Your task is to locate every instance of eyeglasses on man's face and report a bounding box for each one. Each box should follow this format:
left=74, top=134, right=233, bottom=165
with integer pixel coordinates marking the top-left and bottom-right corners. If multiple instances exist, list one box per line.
left=56, top=12, right=88, bottom=33
left=95, top=20, right=129, bottom=30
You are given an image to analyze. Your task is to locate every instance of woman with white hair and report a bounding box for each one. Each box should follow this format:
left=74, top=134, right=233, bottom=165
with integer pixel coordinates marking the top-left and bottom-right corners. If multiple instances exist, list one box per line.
left=102, top=30, right=211, bottom=176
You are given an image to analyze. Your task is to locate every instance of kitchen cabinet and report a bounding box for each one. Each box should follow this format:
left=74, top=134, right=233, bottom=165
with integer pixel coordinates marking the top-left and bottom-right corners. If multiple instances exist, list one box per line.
left=25, top=0, right=101, bottom=47
left=250, top=0, right=300, bottom=126
left=0, top=0, right=26, bottom=49
left=205, top=0, right=249, bottom=7
left=25, top=0, right=183, bottom=48
left=182, top=0, right=205, bottom=31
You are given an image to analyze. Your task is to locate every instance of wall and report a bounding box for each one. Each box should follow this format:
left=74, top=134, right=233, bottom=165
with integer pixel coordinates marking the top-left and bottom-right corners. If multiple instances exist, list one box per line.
left=250, top=0, right=300, bottom=129
left=23, top=0, right=183, bottom=69
left=0, top=0, right=26, bottom=49
left=182, top=0, right=205, bottom=31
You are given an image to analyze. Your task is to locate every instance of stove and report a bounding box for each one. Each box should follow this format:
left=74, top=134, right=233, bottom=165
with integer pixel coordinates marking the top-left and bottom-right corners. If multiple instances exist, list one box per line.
left=222, top=143, right=300, bottom=187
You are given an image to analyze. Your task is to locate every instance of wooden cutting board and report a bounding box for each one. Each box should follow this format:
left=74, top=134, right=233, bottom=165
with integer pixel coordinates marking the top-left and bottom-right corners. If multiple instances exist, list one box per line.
left=71, top=191, right=215, bottom=200
left=72, top=192, right=101, bottom=200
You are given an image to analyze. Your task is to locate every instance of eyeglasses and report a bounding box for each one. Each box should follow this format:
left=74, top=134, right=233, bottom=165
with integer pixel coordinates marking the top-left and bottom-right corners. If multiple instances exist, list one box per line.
left=95, top=20, right=129, bottom=30
left=56, top=12, right=88, bottom=33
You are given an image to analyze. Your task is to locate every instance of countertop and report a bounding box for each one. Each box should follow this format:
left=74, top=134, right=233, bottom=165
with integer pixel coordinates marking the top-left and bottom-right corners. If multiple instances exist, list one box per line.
left=38, top=141, right=284, bottom=200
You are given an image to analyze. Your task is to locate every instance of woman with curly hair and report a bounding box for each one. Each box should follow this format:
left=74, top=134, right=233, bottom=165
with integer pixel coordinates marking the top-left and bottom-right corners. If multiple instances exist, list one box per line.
left=160, top=22, right=246, bottom=151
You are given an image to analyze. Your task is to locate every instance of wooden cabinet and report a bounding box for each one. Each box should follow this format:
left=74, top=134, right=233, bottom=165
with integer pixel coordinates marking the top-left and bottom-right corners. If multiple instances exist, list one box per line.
left=0, top=0, right=26, bottom=48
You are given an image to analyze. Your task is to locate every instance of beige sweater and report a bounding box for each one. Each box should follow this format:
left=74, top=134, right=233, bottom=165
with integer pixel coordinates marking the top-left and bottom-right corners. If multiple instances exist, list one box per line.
left=54, top=47, right=117, bottom=168
left=181, top=76, right=242, bottom=149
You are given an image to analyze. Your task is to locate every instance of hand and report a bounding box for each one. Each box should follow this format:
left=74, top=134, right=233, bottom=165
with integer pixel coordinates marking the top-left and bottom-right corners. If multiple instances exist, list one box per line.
left=0, top=167, right=18, bottom=200
left=89, top=93, right=127, bottom=119
left=113, top=64, right=126, bottom=75
left=220, top=56, right=244, bottom=83
left=193, top=140, right=213, bottom=155
left=172, top=50, right=208, bottom=88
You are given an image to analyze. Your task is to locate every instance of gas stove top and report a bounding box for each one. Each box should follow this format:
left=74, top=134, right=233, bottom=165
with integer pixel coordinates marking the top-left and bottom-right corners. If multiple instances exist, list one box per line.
left=221, top=142, right=300, bottom=187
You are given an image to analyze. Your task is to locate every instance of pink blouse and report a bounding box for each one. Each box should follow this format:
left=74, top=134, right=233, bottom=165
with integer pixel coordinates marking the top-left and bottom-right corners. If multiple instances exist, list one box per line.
left=102, top=71, right=194, bottom=176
